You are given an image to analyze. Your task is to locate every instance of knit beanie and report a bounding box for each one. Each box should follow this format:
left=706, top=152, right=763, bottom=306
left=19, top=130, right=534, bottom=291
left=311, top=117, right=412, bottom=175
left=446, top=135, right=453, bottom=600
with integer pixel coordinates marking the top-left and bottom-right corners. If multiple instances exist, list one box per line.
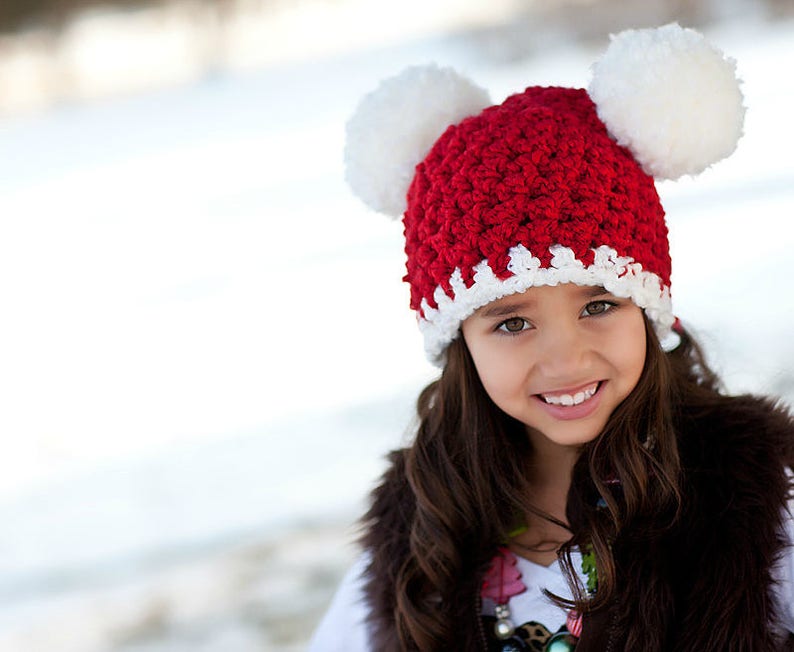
left=345, top=24, right=744, bottom=365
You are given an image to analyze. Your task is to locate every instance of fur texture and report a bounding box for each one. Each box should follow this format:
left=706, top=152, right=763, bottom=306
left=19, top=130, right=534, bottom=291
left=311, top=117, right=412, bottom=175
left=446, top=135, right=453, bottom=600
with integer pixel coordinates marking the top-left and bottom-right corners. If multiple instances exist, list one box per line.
left=361, top=394, right=794, bottom=651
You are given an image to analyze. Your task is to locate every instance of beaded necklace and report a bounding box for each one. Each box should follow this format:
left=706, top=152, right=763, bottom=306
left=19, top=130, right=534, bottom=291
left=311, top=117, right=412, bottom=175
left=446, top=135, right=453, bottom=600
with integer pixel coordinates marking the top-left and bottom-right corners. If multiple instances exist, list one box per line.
left=481, top=480, right=614, bottom=650
left=481, top=539, right=598, bottom=652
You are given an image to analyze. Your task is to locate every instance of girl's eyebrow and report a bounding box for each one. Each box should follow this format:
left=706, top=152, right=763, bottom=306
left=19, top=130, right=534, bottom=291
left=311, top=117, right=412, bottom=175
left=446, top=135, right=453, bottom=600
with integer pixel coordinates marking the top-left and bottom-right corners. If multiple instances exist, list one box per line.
left=581, top=285, right=611, bottom=298
left=477, top=286, right=613, bottom=318
left=478, top=301, right=532, bottom=318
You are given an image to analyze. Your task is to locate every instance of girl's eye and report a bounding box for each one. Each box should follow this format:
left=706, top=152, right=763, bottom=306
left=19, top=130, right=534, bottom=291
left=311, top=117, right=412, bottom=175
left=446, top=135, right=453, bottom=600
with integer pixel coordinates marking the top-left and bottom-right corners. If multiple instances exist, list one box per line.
left=582, top=301, right=616, bottom=317
left=497, top=317, right=530, bottom=333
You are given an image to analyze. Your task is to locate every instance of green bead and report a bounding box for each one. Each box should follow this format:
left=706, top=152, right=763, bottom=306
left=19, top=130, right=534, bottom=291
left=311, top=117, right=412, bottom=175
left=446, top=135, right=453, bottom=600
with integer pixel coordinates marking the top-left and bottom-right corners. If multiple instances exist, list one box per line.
left=545, top=632, right=577, bottom=651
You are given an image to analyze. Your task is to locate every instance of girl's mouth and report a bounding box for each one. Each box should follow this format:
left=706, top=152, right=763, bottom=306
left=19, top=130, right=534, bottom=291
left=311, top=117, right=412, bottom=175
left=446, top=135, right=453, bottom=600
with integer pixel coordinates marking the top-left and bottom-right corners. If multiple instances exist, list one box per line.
left=538, top=382, right=601, bottom=406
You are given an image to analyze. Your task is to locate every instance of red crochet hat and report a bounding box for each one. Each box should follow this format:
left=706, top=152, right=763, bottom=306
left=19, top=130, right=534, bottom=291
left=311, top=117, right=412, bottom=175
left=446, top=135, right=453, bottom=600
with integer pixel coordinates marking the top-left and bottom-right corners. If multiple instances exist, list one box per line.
left=345, top=24, right=744, bottom=364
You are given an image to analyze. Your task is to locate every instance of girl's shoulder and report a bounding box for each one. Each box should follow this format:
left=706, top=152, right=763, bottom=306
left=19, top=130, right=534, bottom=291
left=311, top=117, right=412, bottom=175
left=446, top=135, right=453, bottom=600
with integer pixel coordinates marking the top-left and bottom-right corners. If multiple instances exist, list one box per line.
left=308, top=555, right=371, bottom=652
left=775, top=493, right=794, bottom=635
left=360, top=448, right=414, bottom=555
left=671, top=394, right=793, bottom=593
left=358, top=448, right=415, bottom=649
left=677, top=393, right=794, bottom=467
left=310, top=449, right=415, bottom=652
left=678, top=391, right=793, bottom=427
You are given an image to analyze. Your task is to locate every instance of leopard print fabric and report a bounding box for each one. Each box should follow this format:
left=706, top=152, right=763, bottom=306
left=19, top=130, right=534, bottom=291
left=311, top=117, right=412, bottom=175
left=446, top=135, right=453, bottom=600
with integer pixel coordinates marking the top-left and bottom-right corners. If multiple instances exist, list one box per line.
left=482, top=617, right=561, bottom=651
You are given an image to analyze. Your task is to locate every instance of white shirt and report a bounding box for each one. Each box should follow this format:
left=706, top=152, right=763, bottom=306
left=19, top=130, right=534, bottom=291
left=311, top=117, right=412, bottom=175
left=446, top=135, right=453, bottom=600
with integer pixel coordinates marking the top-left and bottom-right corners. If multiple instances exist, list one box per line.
left=308, top=554, right=371, bottom=652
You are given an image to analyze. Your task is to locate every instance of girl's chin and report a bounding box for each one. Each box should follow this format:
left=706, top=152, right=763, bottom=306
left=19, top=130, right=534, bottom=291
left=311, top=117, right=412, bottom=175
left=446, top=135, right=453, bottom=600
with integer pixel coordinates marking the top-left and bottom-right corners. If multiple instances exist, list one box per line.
left=524, top=422, right=605, bottom=451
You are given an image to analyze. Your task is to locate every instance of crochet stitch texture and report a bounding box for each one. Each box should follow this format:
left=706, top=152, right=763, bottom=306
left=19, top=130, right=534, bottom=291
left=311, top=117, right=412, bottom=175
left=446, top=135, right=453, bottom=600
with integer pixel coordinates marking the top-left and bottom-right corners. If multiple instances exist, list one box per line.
left=403, top=87, right=670, bottom=317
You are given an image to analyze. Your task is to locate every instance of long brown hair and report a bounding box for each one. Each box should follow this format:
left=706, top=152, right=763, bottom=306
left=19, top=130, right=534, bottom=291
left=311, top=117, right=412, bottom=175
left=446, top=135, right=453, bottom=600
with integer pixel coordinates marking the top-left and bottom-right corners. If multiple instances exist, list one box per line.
left=388, top=315, right=724, bottom=650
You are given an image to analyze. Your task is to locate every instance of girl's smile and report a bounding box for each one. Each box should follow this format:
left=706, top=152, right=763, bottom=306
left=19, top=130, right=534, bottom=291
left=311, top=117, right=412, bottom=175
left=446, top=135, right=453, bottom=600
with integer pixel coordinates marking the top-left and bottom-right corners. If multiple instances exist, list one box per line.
left=461, top=283, right=647, bottom=450
left=533, top=380, right=604, bottom=420
left=538, top=381, right=599, bottom=406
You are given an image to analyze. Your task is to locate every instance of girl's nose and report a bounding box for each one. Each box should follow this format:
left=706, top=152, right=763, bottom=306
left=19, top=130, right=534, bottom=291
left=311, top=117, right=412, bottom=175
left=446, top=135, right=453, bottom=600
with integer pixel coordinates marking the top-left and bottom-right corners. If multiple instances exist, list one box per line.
left=535, top=323, right=590, bottom=379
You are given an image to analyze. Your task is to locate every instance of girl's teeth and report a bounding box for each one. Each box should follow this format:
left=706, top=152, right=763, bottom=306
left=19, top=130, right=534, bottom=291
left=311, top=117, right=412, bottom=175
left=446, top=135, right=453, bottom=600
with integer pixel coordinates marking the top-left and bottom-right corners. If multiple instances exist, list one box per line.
left=542, top=384, right=597, bottom=406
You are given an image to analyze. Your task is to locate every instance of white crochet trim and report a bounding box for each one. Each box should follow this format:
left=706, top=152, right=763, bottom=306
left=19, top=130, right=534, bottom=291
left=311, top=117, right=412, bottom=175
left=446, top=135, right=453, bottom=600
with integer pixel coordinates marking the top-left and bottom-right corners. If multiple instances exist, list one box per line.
left=418, top=244, right=675, bottom=366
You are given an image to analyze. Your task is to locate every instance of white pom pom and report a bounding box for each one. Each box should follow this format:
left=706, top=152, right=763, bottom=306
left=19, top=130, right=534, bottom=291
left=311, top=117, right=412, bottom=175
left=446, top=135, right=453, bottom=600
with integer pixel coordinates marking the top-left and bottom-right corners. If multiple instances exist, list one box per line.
left=588, top=23, right=745, bottom=180
left=345, top=65, right=491, bottom=217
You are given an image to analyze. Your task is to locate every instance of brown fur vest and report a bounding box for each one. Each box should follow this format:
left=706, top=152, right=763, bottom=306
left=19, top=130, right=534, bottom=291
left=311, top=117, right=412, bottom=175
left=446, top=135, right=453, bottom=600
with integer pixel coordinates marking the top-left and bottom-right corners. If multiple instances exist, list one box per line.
left=361, top=395, right=794, bottom=651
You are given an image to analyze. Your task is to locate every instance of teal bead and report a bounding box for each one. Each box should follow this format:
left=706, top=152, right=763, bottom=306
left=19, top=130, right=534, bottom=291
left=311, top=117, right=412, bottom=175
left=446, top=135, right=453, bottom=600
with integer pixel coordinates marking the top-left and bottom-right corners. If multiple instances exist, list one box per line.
left=545, top=632, right=577, bottom=651
left=497, top=641, right=528, bottom=652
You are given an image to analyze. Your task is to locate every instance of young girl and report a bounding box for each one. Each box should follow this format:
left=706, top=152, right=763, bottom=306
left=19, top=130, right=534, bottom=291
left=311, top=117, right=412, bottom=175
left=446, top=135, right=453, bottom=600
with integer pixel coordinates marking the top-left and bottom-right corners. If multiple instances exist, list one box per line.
left=310, top=24, right=794, bottom=651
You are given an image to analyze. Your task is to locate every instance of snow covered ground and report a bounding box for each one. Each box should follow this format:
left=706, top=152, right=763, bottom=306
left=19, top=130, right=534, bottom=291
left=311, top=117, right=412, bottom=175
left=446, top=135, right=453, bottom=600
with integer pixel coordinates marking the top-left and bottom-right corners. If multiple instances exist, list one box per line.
left=0, top=10, right=792, bottom=652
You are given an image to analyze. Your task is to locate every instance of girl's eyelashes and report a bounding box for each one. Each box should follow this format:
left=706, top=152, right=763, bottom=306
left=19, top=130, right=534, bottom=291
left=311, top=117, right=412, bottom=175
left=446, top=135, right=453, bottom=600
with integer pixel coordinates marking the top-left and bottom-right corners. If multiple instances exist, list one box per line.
left=496, top=317, right=531, bottom=334
left=490, top=299, right=620, bottom=334
left=581, top=300, right=618, bottom=317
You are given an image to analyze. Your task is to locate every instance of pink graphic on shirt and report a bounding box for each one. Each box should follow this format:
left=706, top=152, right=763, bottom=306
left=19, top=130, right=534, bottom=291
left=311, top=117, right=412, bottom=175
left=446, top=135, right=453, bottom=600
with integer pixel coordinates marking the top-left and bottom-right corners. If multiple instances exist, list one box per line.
left=481, top=547, right=527, bottom=604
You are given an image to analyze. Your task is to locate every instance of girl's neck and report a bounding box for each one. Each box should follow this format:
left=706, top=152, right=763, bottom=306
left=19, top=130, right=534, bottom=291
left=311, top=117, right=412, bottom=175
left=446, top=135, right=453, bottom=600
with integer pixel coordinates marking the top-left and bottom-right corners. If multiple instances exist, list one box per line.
left=508, top=429, right=581, bottom=566
left=526, top=428, right=580, bottom=499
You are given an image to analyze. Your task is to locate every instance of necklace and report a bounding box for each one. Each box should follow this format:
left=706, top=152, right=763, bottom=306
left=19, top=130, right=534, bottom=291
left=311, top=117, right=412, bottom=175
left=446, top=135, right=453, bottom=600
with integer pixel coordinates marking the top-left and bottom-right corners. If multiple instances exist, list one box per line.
left=483, top=481, right=614, bottom=649
left=480, top=546, right=587, bottom=651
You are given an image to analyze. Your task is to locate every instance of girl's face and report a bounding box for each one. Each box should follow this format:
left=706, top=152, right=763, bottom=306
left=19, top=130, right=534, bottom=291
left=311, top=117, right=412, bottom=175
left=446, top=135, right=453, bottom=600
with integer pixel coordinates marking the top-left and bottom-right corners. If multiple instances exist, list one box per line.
left=461, top=283, right=646, bottom=451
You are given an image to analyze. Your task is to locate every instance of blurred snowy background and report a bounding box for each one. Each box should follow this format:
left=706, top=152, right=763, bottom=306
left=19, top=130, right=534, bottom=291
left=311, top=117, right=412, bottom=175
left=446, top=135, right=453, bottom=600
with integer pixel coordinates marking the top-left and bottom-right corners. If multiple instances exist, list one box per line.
left=0, top=0, right=792, bottom=650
